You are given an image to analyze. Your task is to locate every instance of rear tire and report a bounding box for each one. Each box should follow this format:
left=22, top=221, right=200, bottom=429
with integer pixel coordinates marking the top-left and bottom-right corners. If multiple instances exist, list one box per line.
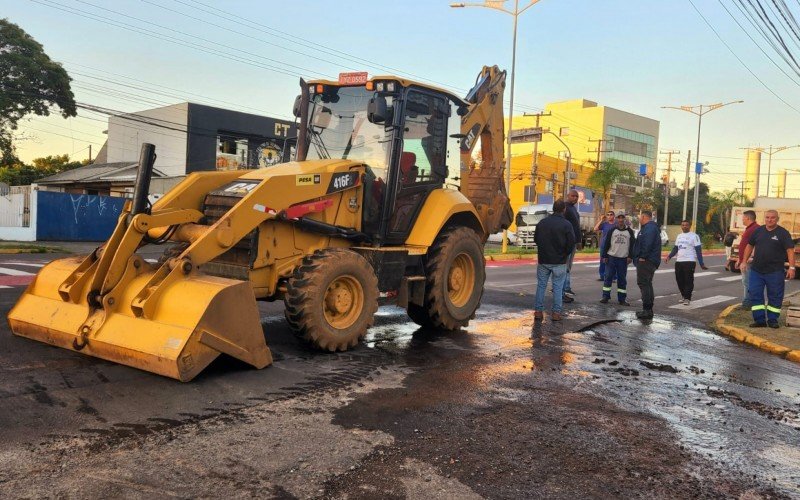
left=284, top=249, right=378, bottom=352
left=407, top=227, right=485, bottom=330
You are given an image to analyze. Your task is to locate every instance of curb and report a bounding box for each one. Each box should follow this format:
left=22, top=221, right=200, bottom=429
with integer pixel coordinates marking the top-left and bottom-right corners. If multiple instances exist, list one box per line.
left=714, top=304, right=800, bottom=364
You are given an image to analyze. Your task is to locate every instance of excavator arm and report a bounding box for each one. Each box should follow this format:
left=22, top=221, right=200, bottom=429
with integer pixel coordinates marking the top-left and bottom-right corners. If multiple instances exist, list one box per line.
left=458, top=65, right=514, bottom=237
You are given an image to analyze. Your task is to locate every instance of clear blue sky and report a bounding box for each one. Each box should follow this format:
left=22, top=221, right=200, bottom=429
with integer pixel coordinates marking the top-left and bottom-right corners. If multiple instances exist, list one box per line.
left=4, top=0, right=800, bottom=196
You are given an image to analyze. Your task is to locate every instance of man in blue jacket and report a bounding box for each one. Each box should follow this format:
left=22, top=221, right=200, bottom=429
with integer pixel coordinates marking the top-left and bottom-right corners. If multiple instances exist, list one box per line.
left=632, top=210, right=661, bottom=319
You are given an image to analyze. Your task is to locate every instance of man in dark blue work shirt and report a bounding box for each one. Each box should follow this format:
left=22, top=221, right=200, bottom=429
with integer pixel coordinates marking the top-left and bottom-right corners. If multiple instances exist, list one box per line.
left=739, top=209, right=796, bottom=328
left=563, top=189, right=582, bottom=302
left=594, top=211, right=617, bottom=281
left=632, top=210, right=661, bottom=319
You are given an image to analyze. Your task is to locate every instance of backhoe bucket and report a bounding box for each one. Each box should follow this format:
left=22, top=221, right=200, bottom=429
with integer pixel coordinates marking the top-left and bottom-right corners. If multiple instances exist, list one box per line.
left=8, top=256, right=272, bottom=381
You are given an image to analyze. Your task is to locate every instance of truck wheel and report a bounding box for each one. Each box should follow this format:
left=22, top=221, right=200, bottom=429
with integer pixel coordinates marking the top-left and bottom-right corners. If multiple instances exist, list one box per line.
left=284, top=249, right=378, bottom=352
left=408, top=227, right=485, bottom=330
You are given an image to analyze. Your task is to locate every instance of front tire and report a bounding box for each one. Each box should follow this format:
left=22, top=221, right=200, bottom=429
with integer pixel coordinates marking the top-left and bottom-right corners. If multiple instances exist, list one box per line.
left=284, top=249, right=378, bottom=352
left=407, top=227, right=485, bottom=330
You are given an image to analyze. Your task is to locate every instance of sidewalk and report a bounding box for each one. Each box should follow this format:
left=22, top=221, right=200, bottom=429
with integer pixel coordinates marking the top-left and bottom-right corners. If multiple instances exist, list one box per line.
left=715, top=292, right=800, bottom=364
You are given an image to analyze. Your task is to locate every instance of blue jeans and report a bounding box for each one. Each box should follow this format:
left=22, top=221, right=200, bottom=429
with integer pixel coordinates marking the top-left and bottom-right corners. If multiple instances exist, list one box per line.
left=741, top=265, right=750, bottom=305
left=535, top=263, right=568, bottom=313
left=564, top=246, right=576, bottom=293
left=748, top=268, right=785, bottom=323
left=602, top=257, right=628, bottom=302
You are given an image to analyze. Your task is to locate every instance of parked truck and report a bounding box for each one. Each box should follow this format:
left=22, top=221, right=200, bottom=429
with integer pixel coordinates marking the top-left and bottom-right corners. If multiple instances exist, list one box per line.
left=726, top=197, right=800, bottom=274
left=515, top=203, right=597, bottom=248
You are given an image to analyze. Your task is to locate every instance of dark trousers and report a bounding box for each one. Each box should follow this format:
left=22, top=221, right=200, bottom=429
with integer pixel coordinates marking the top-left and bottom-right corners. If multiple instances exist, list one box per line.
left=599, top=257, right=617, bottom=280
left=675, top=261, right=696, bottom=300
left=602, top=257, right=628, bottom=301
left=748, top=269, right=785, bottom=323
left=636, top=260, right=657, bottom=311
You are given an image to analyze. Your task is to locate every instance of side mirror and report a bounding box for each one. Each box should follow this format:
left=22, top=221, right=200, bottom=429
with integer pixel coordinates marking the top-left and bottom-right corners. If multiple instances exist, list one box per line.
left=293, top=95, right=302, bottom=118
left=368, top=95, right=388, bottom=123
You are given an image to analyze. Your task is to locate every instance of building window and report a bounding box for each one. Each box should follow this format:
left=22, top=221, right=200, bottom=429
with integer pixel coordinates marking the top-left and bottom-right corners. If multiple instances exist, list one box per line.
left=216, top=136, right=248, bottom=170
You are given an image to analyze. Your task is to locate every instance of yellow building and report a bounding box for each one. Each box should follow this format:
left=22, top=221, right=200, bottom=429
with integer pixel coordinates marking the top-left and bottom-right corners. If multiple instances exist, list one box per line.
left=505, top=99, right=660, bottom=217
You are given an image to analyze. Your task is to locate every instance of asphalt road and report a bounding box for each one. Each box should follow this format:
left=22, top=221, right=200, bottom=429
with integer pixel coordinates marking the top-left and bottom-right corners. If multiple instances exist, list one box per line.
left=0, top=251, right=798, bottom=498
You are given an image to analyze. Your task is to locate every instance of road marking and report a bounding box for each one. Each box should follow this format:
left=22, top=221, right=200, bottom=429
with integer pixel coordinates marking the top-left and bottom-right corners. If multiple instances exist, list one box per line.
left=0, top=285, right=11, bottom=289
left=669, top=295, right=736, bottom=310
left=693, top=271, right=719, bottom=277
left=716, top=275, right=742, bottom=282
left=487, top=282, right=535, bottom=289
left=655, top=269, right=673, bottom=274
left=0, top=267, right=34, bottom=276
left=583, top=264, right=600, bottom=268
left=145, top=258, right=159, bottom=264
left=1, top=262, right=45, bottom=268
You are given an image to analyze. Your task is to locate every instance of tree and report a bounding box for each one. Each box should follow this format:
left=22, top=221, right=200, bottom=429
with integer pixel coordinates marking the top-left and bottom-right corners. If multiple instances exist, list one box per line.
left=631, top=187, right=660, bottom=213
left=0, top=154, right=85, bottom=186
left=587, top=158, right=637, bottom=215
left=705, top=190, right=739, bottom=236
left=0, top=19, right=76, bottom=165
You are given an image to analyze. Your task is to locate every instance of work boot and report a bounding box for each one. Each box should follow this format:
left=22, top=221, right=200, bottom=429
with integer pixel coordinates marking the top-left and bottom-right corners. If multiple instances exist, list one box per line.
left=600, top=297, right=610, bottom=304
left=635, top=309, right=654, bottom=319
left=749, top=322, right=767, bottom=328
left=564, top=289, right=575, bottom=297
left=562, top=295, right=575, bottom=304
left=534, top=311, right=544, bottom=321
left=768, top=321, right=780, bottom=329
left=618, top=300, right=631, bottom=306
left=551, top=312, right=563, bottom=321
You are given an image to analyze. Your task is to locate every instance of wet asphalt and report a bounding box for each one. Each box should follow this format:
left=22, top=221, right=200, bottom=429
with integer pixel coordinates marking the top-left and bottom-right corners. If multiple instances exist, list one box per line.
left=0, top=251, right=798, bottom=498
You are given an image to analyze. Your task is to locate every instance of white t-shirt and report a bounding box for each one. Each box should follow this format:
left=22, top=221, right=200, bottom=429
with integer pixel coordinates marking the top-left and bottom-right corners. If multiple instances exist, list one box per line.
left=675, top=232, right=701, bottom=262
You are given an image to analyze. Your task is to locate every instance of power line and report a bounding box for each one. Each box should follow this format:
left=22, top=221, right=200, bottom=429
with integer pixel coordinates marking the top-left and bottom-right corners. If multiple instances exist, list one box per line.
left=687, top=0, right=800, bottom=114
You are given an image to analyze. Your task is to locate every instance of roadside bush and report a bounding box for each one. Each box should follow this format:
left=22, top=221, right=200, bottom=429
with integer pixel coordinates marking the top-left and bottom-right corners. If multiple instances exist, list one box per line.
left=701, top=233, right=715, bottom=248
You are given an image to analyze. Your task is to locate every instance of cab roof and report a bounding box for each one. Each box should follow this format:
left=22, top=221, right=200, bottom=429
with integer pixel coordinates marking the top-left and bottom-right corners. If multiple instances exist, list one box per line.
left=307, top=75, right=468, bottom=107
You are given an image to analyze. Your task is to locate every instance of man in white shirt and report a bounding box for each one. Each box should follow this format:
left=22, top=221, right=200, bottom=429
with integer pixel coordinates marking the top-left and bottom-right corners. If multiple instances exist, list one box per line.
left=664, top=220, right=708, bottom=305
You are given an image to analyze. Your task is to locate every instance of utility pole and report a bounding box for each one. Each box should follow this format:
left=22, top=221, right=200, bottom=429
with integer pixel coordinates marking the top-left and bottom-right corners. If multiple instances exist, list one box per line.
left=88, top=145, right=92, bottom=163
left=588, top=138, right=613, bottom=168
left=523, top=111, right=550, bottom=203
left=737, top=179, right=752, bottom=204
left=682, top=150, right=691, bottom=221
left=659, top=149, right=680, bottom=225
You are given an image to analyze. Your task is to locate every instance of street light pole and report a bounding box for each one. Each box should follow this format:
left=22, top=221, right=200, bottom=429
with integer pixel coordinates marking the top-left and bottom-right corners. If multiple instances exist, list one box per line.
left=451, top=0, right=542, bottom=253
left=662, top=100, right=743, bottom=230
left=545, top=131, right=572, bottom=198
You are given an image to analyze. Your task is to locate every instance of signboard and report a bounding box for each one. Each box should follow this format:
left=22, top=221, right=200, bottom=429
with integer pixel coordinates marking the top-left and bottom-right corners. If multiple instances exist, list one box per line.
left=639, top=163, right=647, bottom=176
left=338, top=72, right=368, bottom=85
left=695, top=162, right=703, bottom=175
left=509, top=127, right=543, bottom=144
left=536, top=187, right=593, bottom=213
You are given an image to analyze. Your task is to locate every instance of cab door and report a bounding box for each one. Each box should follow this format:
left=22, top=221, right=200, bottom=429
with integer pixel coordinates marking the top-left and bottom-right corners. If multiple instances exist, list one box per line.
left=384, top=90, right=451, bottom=244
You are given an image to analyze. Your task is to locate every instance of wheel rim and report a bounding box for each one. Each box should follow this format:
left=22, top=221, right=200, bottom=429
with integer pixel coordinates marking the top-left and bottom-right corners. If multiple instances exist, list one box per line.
left=448, top=253, right=475, bottom=308
left=324, top=275, right=363, bottom=330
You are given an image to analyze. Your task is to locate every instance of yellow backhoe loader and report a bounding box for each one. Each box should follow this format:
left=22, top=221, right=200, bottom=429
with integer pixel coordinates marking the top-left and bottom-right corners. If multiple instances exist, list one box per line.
left=8, top=66, right=513, bottom=381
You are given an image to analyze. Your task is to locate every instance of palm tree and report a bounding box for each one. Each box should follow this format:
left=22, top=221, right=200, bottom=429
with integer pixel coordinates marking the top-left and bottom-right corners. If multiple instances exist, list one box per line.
left=705, top=189, right=739, bottom=235
left=587, top=158, right=637, bottom=215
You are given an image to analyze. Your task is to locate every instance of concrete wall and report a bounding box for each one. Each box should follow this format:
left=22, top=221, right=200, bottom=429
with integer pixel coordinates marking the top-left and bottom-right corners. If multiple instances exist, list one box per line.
left=107, top=103, right=189, bottom=178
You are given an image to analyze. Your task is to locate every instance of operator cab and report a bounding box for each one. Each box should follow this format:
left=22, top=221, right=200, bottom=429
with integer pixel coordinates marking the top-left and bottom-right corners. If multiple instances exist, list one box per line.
left=295, top=72, right=466, bottom=244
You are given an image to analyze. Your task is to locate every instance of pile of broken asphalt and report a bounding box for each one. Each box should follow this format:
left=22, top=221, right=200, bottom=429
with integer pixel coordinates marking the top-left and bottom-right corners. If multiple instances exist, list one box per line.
left=715, top=292, right=800, bottom=363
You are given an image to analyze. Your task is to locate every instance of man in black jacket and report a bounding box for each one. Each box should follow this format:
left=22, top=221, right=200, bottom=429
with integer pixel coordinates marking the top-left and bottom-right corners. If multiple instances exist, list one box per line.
left=533, top=199, right=576, bottom=321
left=563, top=189, right=582, bottom=302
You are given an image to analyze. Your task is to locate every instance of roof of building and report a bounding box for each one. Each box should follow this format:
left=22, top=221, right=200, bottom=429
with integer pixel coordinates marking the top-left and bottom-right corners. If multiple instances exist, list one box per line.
left=36, top=162, right=166, bottom=185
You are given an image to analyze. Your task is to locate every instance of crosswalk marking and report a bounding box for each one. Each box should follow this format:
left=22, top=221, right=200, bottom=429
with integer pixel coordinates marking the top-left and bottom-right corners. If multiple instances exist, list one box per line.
left=716, top=275, right=742, bottom=282
left=0, top=267, right=34, bottom=276
left=487, top=282, right=535, bottom=289
left=669, top=295, right=736, bottom=310
left=654, top=269, right=673, bottom=274
left=2, top=262, right=44, bottom=268
left=693, top=271, right=719, bottom=277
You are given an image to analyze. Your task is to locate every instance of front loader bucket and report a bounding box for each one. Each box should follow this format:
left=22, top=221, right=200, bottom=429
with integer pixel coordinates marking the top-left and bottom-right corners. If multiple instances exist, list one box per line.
left=8, top=257, right=272, bottom=382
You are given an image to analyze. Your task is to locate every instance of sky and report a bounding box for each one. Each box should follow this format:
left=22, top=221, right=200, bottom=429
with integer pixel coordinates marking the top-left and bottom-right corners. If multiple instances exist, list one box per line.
left=3, top=0, right=800, bottom=197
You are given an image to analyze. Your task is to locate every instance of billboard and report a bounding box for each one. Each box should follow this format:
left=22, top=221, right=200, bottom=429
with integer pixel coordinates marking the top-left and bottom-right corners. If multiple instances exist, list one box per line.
left=536, top=187, right=593, bottom=213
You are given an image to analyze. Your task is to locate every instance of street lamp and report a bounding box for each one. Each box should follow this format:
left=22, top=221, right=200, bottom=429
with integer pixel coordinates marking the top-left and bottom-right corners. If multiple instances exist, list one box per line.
left=662, top=100, right=743, bottom=230
left=451, top=0, right=543, bottom=253
left=544, top=130, right=572, bottom=197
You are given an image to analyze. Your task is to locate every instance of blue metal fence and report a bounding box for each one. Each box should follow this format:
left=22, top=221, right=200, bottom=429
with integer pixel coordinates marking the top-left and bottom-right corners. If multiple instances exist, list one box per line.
left=36, top=191, right=125, bottom=241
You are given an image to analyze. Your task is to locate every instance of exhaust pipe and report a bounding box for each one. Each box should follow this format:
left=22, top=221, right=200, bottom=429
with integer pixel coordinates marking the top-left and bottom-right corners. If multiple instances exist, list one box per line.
left=131, top=143, right=157, bottom=217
